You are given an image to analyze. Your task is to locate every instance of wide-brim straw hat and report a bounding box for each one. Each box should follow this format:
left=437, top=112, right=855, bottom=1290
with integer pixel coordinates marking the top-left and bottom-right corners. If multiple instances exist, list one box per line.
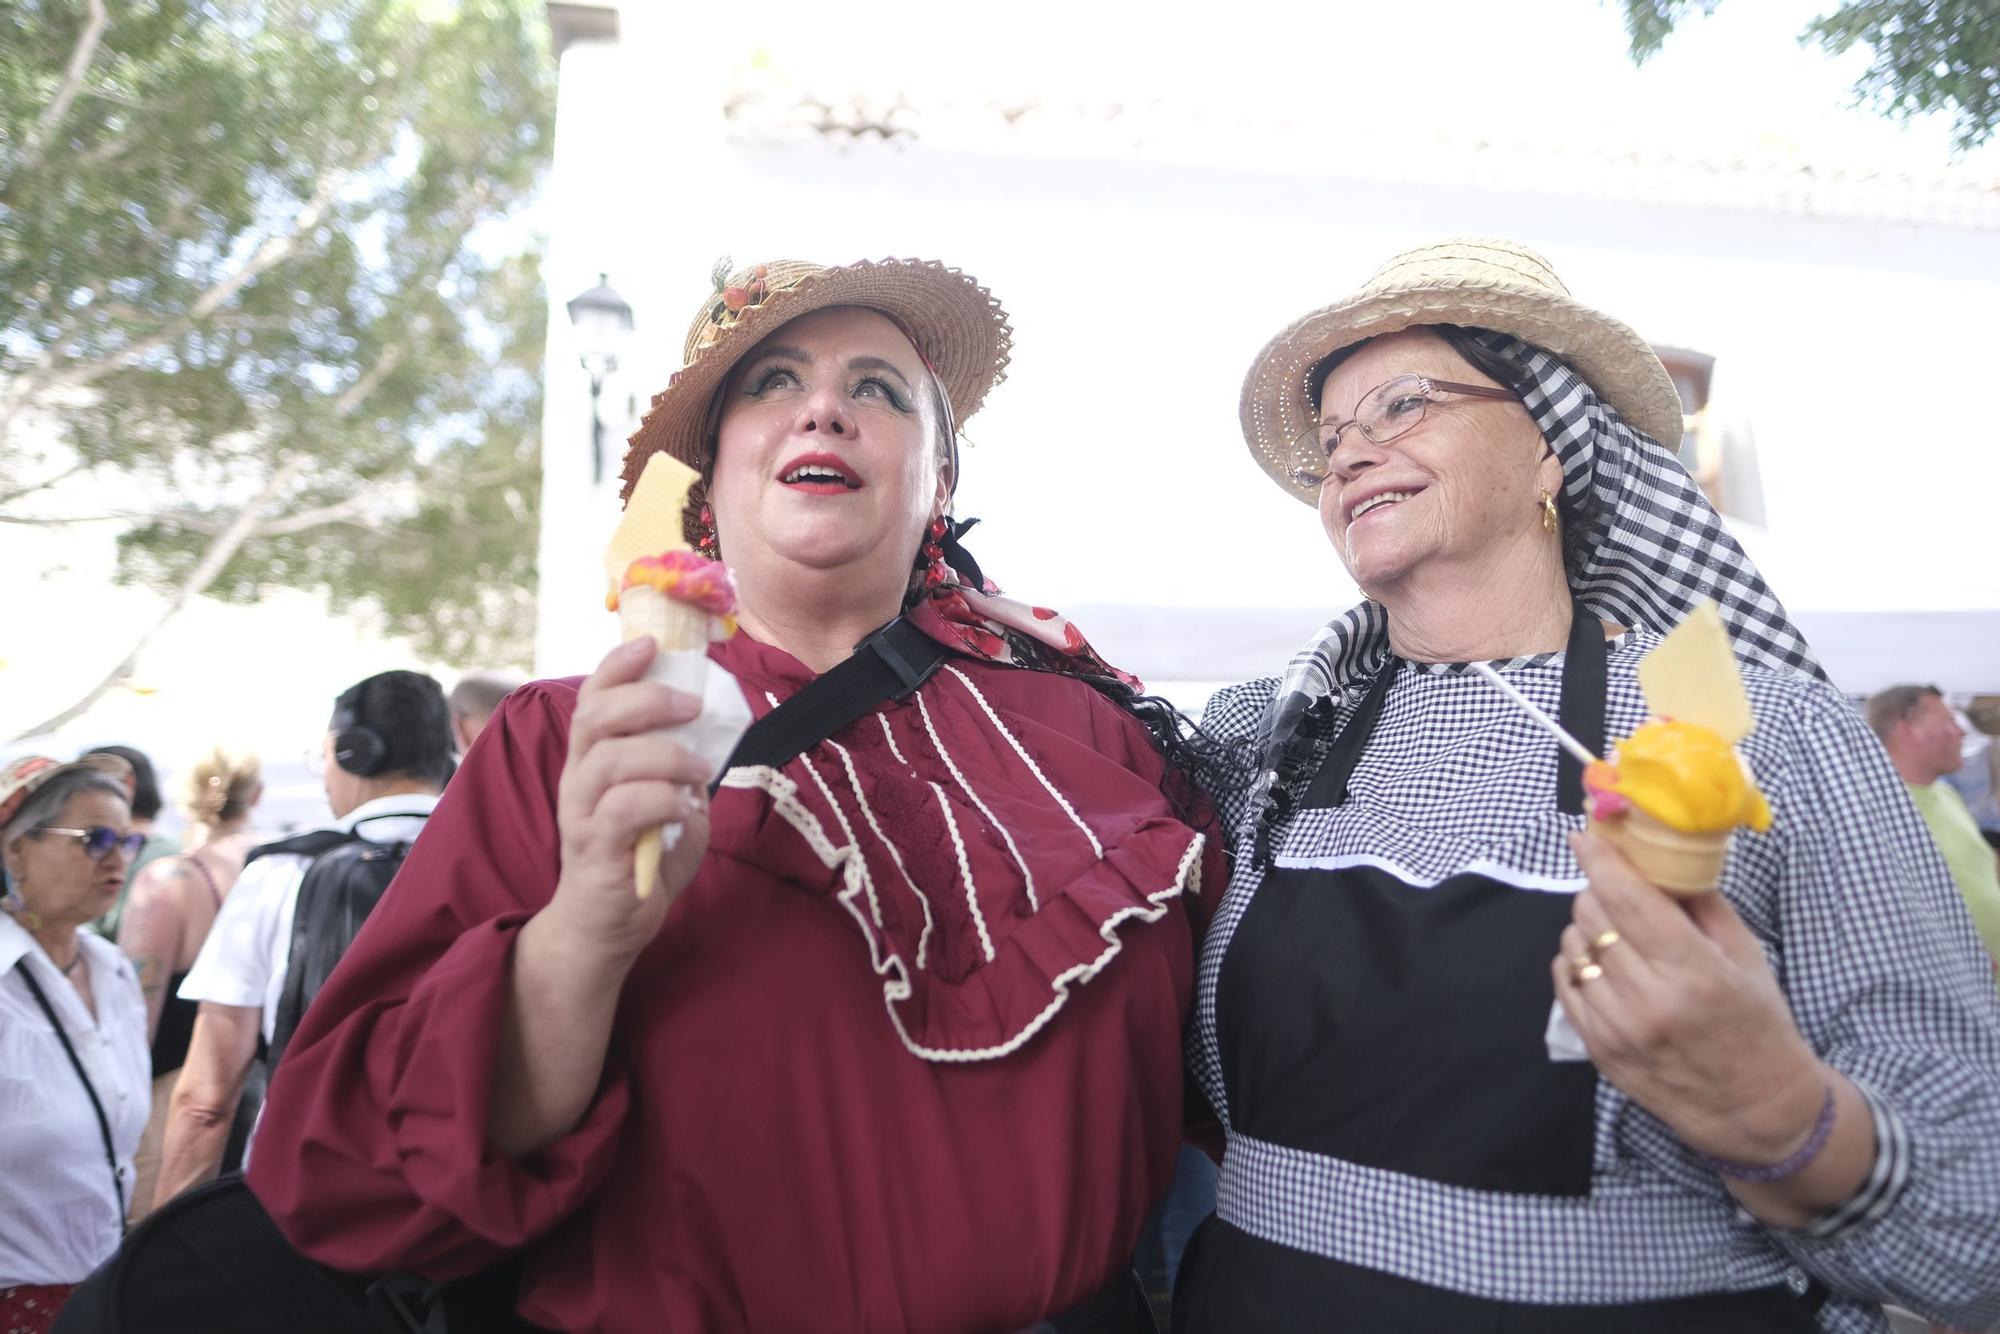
left=620, top=258, right=1013, bottom=502
left=1239, top=236, right=1685, bottom=504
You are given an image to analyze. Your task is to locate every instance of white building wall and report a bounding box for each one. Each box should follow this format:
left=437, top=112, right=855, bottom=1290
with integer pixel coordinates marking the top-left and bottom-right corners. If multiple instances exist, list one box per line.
left=534, top=7, right=2000, bottom=691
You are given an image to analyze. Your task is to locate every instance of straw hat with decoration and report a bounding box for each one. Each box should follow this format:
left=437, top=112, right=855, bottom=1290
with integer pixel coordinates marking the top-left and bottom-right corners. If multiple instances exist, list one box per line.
left=619, top=258, right=1013, bottom=508
left=0, top=754, right=132, bottom=834
left=1239, top=236, right=1685, bottom=504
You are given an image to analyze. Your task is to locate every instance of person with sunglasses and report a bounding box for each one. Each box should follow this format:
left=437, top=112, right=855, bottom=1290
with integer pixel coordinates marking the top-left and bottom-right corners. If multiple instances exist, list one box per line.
left=0, top=756, right=151, bottom=1334
left=1178, top=238, right=2000, bottom=1331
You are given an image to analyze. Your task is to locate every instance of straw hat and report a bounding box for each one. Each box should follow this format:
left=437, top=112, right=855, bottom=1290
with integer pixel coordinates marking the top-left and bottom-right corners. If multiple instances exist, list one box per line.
left=620, top=258, right=1013, bottom=502
left=1239, top=237, right=1685, bottom=504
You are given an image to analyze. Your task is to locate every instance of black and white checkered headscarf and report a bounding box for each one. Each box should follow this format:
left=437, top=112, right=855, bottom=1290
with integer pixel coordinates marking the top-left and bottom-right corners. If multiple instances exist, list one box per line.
left=1246, top=331, right=1824, bottom=859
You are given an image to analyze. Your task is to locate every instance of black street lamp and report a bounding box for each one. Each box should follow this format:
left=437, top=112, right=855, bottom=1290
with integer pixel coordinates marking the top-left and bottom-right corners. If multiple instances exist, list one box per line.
left=566, top=273, right=634, bottom=484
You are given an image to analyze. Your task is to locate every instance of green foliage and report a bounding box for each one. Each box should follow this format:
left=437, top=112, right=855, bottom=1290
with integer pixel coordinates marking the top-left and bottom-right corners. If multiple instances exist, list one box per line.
left=0, top=0, right=555, bottom=669
left=1808, top=1, right=2000, bottom=152
left=1617, top=0, right=2000, bottom=151
left=1620, top=0, right=1723, bottom=63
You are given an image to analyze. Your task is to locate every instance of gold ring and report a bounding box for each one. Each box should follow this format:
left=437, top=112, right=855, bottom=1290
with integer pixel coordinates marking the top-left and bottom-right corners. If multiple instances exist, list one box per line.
left=1572, top=961, right=1605, bottom=985
left=1590, top=929, right=1622, bottom=955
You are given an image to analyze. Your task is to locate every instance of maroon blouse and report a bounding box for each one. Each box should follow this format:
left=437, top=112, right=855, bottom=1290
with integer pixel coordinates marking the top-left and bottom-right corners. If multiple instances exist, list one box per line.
left=248, top=632, right=1218, bottom=1332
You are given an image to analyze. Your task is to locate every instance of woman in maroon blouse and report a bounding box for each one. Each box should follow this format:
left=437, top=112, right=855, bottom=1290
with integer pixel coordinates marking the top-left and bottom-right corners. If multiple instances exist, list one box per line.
left=247, top=259, right=1218, bottom=1332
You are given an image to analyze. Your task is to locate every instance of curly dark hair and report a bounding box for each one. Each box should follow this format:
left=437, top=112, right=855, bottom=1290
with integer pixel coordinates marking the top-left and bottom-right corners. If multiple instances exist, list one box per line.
left=976, top=626, right=1219, bottom=830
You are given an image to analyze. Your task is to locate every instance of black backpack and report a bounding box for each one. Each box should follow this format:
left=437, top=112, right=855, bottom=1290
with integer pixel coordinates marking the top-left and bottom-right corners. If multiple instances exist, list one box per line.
left=50, top=1173, right=535, bottom=1334
left=254, top=814, right=421, bottom=1067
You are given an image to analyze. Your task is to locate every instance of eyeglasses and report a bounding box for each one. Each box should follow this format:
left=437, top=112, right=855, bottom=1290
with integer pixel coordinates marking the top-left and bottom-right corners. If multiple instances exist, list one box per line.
left=31, top=826, right=146, bottom=860
left=1289, top=373, right=1517, bottom=485
left=303, top=740, right=329, bottom=779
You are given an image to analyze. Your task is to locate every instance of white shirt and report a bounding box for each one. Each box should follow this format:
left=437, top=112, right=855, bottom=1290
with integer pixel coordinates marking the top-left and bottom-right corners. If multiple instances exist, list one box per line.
left=0, top=914, right=150, bottom=1286
left=179, top=793, right=439, bottom=1045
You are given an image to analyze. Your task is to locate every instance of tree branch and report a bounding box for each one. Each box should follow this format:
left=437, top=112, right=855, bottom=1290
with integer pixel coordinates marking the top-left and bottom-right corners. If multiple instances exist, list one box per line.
left=7, top=0, right=110, bottom=186
left=6, top=114, right=398, bottom=422
left=68, top=169, right=349, bottom=382
left=458, top=460, right=538, bottom=491
left=332, top=342, right=404, bottom=416
left=0, top=458, right=91, bottom=506
left=249, top=496, right=378, bottom=536
left=0, top=509, right=173, bottom=527
left=9, top=454, right=309, bottom=741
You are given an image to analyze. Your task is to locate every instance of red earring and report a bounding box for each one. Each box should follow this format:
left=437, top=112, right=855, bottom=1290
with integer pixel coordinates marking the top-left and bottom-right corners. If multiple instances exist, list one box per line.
left=922, top=517, right=949, bottom=591
left=697, top=504, right=719, bottom=556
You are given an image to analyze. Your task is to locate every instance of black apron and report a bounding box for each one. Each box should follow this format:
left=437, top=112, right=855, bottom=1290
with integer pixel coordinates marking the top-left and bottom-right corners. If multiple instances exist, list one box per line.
left=1181, top=605, right=1822, bottom=1332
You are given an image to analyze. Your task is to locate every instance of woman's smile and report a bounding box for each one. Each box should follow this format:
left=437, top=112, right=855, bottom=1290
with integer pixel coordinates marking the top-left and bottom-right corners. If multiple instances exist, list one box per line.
left=1344, top=484, right=1427, bottom=527
left=776, top=450, right=864, bottom=495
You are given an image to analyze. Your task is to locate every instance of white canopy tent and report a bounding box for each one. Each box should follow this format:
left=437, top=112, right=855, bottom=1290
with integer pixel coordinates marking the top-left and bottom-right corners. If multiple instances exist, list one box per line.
left=1070, top=520, right=2000, bottom=704
left=1073, top=604, right=2000, bottom=709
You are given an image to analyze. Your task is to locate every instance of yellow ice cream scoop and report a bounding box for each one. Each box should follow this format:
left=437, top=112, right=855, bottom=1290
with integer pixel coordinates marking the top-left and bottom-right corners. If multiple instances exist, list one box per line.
left=1587, top=719, right=1772, bottom=835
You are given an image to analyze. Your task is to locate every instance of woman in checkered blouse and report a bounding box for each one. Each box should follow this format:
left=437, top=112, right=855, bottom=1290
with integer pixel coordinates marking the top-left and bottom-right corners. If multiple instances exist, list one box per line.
left=1176, top=238, right=2000, bottom=1333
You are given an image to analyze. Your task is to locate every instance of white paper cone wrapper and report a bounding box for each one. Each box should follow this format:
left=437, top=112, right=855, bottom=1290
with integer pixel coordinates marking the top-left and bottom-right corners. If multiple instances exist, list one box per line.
left=641, top=648, right=753, bottom=852
left=1544, top=1001, right=1589, bottom=1063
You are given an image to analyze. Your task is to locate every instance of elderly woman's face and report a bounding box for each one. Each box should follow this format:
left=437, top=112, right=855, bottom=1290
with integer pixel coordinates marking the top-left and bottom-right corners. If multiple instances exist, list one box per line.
left=5, top=787, right=134, bottom=926
left=1314, top=329, right=1559, bottom=596
left=710, top=306, right=946, bottom=594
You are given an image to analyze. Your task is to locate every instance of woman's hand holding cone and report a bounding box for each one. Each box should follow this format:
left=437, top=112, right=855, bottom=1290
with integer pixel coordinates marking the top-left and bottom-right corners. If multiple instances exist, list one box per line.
left=546, top=636, right=713, bottom=961
left=1554, top=830, right=1827, bottom=1167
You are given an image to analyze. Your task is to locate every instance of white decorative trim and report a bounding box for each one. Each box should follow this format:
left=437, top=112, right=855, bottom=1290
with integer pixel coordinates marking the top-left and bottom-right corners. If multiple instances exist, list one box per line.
left=1271, top=849, right=1587, bottom=896
left=827, top=736, right=936, bottom=970
left=765, top=689, right=877, bottom=929
left=942, top=665, right=1104, bottom=861
left=930, top=780, right=995, bottom=963
left=718, top=767, right=1207, bottom=1064
left=914, top=691, right=1039, bottom=910
left=875, top=712, right=909, bottom=766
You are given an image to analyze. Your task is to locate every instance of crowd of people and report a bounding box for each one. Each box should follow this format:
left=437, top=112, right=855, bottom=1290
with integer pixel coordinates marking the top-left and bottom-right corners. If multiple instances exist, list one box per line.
left=3, top=241, right=1997, bottom=1334
left=0, top=668, right=522, bottom=1334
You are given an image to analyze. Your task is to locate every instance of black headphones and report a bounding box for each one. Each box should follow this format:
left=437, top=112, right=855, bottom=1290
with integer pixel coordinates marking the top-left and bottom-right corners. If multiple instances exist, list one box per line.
left=330, top=701, right=390, bottom=777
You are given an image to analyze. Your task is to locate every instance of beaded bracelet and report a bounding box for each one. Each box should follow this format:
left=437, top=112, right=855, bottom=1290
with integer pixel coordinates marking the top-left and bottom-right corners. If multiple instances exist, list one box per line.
left=1694, top=1085, right=1838, bottom=1183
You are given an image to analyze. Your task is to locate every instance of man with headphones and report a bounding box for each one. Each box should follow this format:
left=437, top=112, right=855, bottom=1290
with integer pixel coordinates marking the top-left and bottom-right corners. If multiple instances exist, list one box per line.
left=155, top=671, right=453, bottom=1206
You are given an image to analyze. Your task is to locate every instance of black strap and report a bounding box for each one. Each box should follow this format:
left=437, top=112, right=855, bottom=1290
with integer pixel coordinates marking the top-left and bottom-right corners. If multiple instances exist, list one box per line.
left=1301, top=657, right=1401, bottom=808
left=245, top=827, right=355, bottom=867
left=1303, top=598, right=1610, bottom=813
left=711, top=616, right=951, bottom=793
left=16, top=956, right=126, bottom=1230
left=248, top=814, right=427, bottom=868
left=1555, top=597, right=1609, bottom=816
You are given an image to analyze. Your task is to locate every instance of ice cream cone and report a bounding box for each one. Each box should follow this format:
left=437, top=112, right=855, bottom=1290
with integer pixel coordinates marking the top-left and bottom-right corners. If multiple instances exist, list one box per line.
left=1591, top=806, right=1729, bottom=895
left=618, top=582, right=710, bottom=654
left=618, top=584, right=714, bottom=899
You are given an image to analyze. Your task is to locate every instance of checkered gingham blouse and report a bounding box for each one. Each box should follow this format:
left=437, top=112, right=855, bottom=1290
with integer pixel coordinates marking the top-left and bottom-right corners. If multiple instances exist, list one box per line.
left=1190, top=335, right=2000, bottom=1332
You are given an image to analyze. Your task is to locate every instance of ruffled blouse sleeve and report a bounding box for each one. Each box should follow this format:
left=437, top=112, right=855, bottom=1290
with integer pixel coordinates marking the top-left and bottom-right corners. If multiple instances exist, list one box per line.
left=716, top=651, right=1219, bottom=1064
left=247, top=680, right=631, bottom=1279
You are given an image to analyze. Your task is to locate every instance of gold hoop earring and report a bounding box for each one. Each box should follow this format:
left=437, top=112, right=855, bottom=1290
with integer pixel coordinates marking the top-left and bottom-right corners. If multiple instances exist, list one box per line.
left=1540, top=488, right=1558, bottom=535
